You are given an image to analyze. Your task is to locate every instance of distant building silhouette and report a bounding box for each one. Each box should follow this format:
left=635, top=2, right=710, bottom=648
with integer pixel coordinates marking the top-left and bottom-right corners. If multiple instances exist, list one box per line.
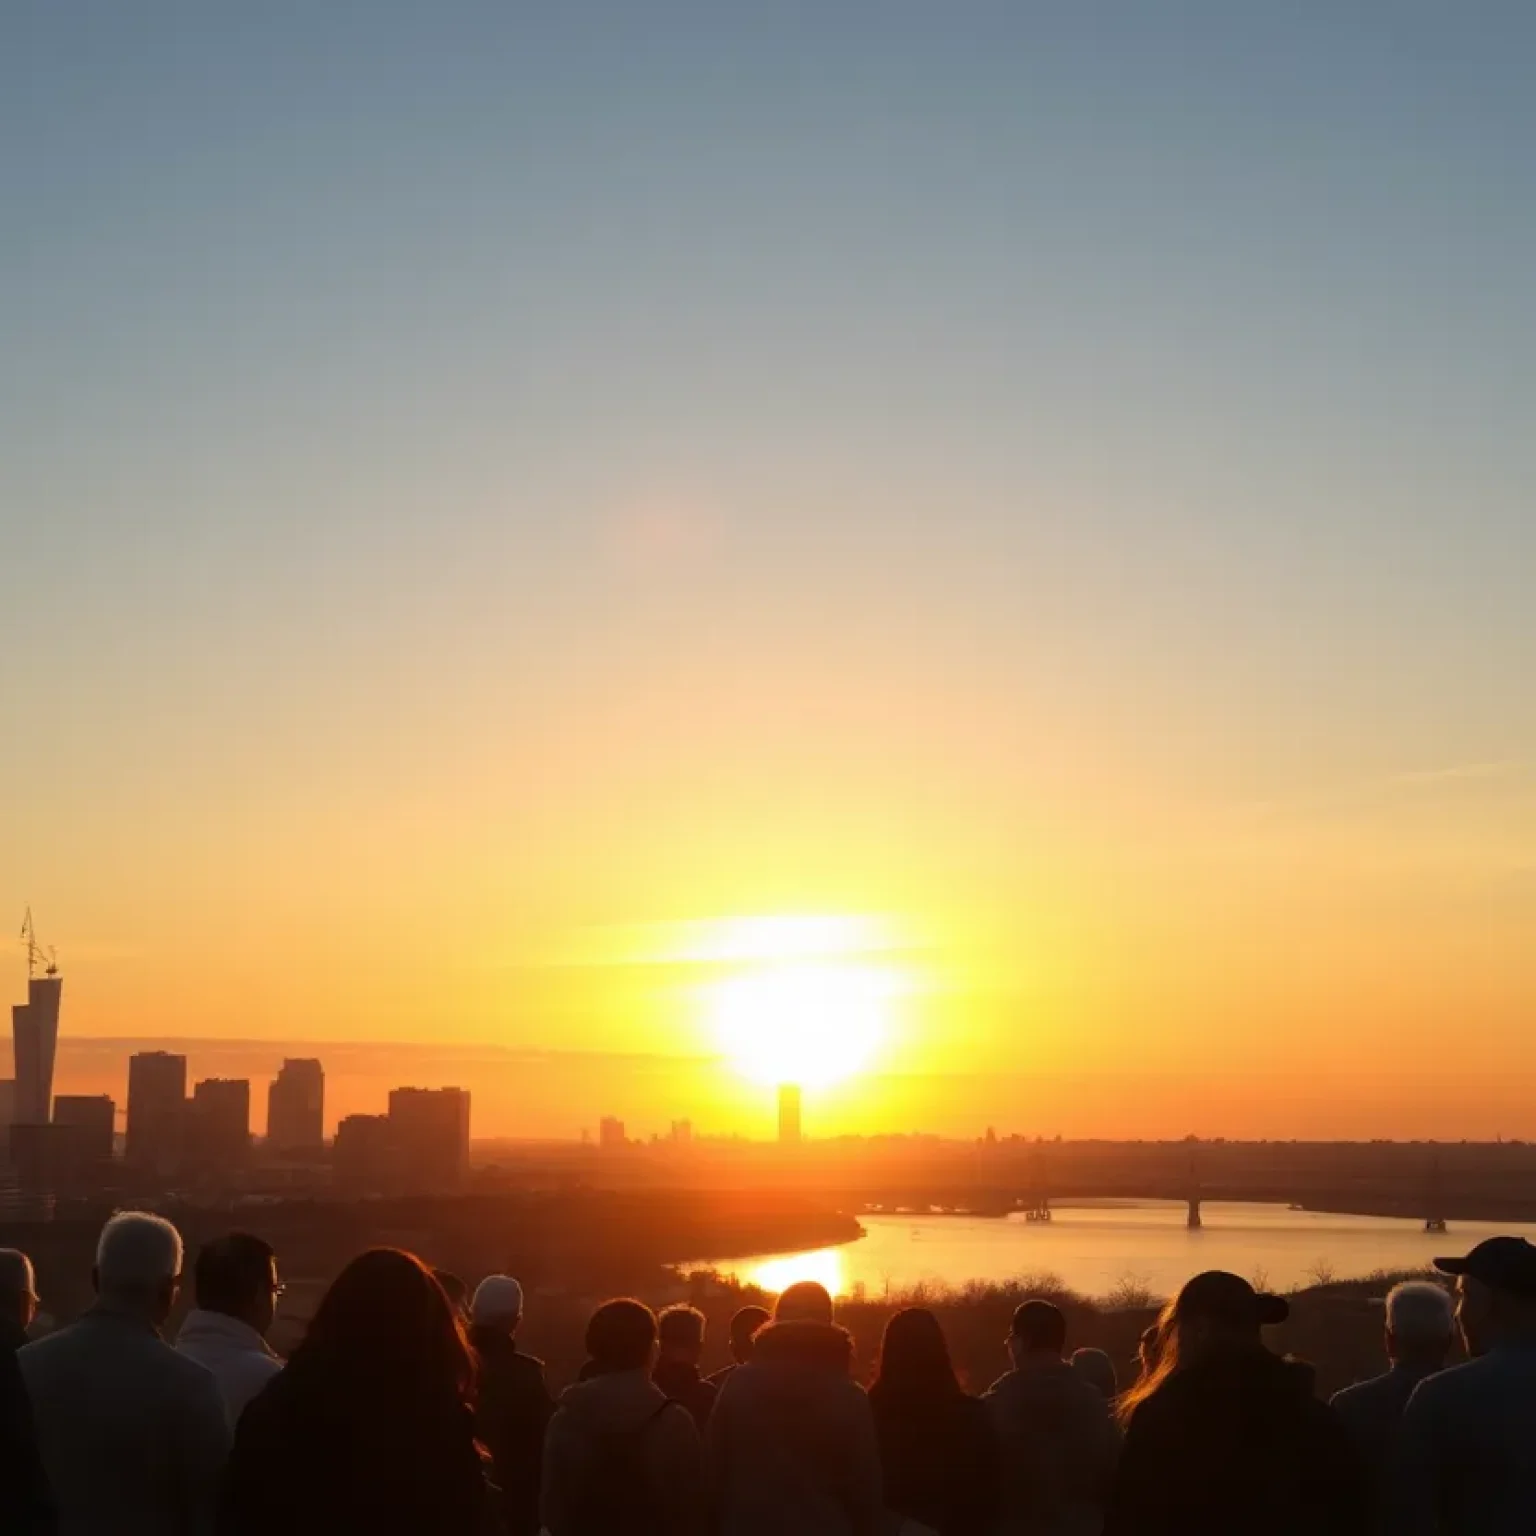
left=599, top=1115, right=626, bottom=1151
left=334, top=1112, right=394, bottom=1189
left=388, top=1087, right=470, bottom=1190
left=266, top=1058, right=324, bottom=1155
left=187, top=1078, right=251, bottom=1172
left=126, top=1051, right=187, bottom=1175
left=671, top=1118, right=693, bottom=1148
left=52, top=1093, right=116, bottom=1190
left=11, top=970, right=62, bottom=1127
left=778, top=1084, right=802, bottom=1146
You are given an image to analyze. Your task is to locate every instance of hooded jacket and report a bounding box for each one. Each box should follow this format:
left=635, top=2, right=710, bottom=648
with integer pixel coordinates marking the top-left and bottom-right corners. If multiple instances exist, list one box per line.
left=1105, top=1350, right=1366, bottom=1536
left=175, top=1309, right=283, bottom=1431
left=983, top=1358, right=1120, bottom=1536
left=707, top=1319, right=882, bottom=1536
left=541, top=1367, right=703, bottom=1536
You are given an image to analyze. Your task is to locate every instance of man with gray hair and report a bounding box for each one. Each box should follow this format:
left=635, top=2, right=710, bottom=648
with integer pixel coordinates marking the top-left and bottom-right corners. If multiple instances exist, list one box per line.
left=20, top=1212, right=229, bottom=1535
left=1330, top=1279, right=1455, bottom=1525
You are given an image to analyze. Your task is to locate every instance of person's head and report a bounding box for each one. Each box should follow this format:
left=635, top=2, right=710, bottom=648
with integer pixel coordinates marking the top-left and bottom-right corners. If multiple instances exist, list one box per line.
left=585, top=1298, right=658, bottom=1375
left=874, top=1307, right=960, bottom=1397
left=1071, top=1347, right=1119, bottom=1401
left=0, top=1250, right=38, bottom=1334
left=776, top=1280, right=834, bottom=1326
left=1118, top=1273, right=1288, bottom=1425
left=1008, top=1298, right=1067, bottom=1367
left=1136, top=1322, right=1163, bottom=1378
left=94, top=1212, right=184, bottom=1325
left=1384, top=1280, right=1455, bottom=1369
left=657, top=1304, right=706, bottom=1366
left=1434, top=1238, right=1536, bottom=1356
left=194, top=1233, right=281, bottom=1336
left=294, top=1248, right=473, bottom=1406
left=432, top=1270, right=469, bottom=1320
left=470, top=1275, right=524, bottom=1336
left=728, top=1304, right=771, bottom=1364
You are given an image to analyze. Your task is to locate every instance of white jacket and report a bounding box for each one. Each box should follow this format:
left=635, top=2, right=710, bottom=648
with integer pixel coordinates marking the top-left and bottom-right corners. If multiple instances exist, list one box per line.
left=175, top=1308, right=283, bottom=1430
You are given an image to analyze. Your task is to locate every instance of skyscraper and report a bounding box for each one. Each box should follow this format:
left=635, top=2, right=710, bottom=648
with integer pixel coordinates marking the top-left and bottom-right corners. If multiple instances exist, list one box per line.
left=126, top=1051, right=187, bottom=1175
left=52, top=1094, right=116, bottom=1162
left=599, top=1115, right=626, bottom=1151
left=187, top=1078, right=251, bottom=1172
left=778, top=1083, right=802, bottom=1146
left=333, top=1113, right=394, bottom=1189
left=11, top=972, right=62, bottom=1127
left=387, top=1087, right=470, bottom=1190
left=266, top=1058, right=324, bottom=1154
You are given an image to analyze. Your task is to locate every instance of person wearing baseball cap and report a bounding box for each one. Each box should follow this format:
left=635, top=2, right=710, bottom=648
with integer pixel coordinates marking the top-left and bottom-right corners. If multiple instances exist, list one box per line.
left=1391, top=1238, right=1536, bottom=1534
left=1107, top=1272, right=1365, bottom=1535
left=467, top=1275, right=552, bottom=1536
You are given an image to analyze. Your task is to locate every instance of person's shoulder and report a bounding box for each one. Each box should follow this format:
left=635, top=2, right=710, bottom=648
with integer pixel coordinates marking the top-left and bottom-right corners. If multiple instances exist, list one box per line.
left=1329, top=1370, right=1392, bottom=1411
left=1404, top=1354, right=1490, bottom=1411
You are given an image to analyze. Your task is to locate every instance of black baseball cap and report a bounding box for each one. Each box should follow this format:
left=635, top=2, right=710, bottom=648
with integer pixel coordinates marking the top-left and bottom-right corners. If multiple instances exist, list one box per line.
left=1174, top=1270, right=1290, bottom=1327
left=1434, top=1237, right=1536, bottom=1298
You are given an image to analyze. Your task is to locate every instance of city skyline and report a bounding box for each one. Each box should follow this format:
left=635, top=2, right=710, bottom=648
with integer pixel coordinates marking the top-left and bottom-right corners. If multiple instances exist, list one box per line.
left=4, top=7, right=1534, bottom=1141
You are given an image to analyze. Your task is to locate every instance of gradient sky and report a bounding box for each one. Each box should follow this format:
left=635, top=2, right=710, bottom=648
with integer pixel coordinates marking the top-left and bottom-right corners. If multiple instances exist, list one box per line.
left=4, top=4, right=1534, bottom=1139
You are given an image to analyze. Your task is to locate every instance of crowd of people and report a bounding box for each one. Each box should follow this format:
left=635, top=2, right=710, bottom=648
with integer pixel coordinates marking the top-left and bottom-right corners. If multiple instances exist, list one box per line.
left=0, top=1214, right=1534, bottom=1534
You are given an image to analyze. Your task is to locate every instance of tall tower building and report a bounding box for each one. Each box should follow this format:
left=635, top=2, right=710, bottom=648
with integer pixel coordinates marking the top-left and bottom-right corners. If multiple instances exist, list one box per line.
left=778, top=1083, right=802, bottom=1146
left=187, top=1078, right=251, bottom=1171
left=387, top=1087, right=470, bottom=1190
left=126, top=1051, right=188, bottom=1175
left=266, top=1058, right=324, bottom=1153
left=11, top=973, right=62, bottom=1127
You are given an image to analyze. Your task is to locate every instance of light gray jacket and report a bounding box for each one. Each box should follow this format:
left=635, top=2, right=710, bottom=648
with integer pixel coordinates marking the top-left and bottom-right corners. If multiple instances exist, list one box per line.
left=20, top=1302, right=231, bottom=1536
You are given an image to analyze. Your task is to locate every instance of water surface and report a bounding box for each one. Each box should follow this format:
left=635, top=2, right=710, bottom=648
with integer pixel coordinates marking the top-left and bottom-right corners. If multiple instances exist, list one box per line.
left=685, top=1201, right=1536, bottom=1301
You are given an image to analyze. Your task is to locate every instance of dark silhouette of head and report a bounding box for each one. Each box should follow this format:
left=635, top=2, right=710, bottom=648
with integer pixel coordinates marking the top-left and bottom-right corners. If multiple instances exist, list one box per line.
left=874, top=1307, right=960, bottom=1397
left=1435, top=1238, right=1536, bottom=1356
left=1008, top=1298, right=1067, bottom=1365
left=585, top=1298, right=657, bottom=1374
left=1383, top=1280, right=1455, bottom=1370
left=1071, top=1347, right=1119, bottom=1400
left=1119, top=1272, right=1289, bottom=1425
left=776, top=1280, right=834, bottom=1325
left=728, top=1304, right=771, bottom=1364
left=291, top=1248, right=473, bottom=1406
left=0, top=1249, right=38, bottom=1335
left=194, top=1232, right=280, bottom=1336
left=657, top=1303, right=705, bottom=1366
left=93, top=1212, right=184, bottom=1328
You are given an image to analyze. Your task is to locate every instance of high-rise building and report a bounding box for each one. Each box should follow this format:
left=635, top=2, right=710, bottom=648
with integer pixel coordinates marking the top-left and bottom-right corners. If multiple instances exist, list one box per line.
left=187, top=1078, right=251, bottom=1172
left=126, top=1051, right=188, bottom=1174
left=11, top=972, right=62, bottom=1128
left=50, top=1094, right=117, bottom=1193
left=333, top=1113, right=395, bottom=1189
left=387, top=1087, right=470, bottom=1190
left=670, top=1119, right=693, bottom=1148
left=52, top=1094, right=116, bottom=1162
left=266, top=1058, right=324, bottom=1154
left=778, top=1084, right=802, bottom=1146
left=599, top=1115, right=626, bottom=1151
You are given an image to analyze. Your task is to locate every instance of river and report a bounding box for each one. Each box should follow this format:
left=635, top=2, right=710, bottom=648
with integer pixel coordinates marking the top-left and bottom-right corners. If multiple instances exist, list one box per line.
left=683, top=1201, right=1536, bottom=1302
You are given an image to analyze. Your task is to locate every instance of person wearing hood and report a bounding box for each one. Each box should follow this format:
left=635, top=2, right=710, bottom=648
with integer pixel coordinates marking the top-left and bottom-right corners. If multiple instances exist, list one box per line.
left=1105, top=1272, right=1366, bottom=1536
left=984, top=1299, right=1119, bottom=1536
left=468, top=1275, right=553, bottom=1536
left=653, top=1304, right=718, bottom=1431
left=176, top=1233, right=284, bottom=1430
left=542, top=1297, right=703, bottom=1536
left=707, top=1280, right=882, bottom=1536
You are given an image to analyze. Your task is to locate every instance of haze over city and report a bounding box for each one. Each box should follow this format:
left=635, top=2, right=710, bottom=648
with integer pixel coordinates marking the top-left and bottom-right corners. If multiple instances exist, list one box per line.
left=5, top=5, right=1534, bottom=1143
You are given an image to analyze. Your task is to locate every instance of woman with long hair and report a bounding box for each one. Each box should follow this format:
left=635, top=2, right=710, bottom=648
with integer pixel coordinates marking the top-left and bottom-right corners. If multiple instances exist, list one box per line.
left=868, top=1308, right=998, bottom=1536
left=1106, top=1272, right=1366, bottom=1536
left=220, top=1248, right=491, bottom=1536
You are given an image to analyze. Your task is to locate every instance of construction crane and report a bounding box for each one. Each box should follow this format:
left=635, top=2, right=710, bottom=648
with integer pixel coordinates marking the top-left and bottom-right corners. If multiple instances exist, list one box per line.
left=19, top=908, right=57, bottom=979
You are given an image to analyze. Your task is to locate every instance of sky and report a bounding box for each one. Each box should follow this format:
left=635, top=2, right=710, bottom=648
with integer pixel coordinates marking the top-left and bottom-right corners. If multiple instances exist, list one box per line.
left=3, top=3, right=1534, bottom=1140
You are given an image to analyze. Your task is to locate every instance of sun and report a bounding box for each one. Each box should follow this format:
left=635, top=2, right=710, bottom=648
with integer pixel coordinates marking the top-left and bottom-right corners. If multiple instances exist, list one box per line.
left=704, top=959, right=902, bottom=1090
